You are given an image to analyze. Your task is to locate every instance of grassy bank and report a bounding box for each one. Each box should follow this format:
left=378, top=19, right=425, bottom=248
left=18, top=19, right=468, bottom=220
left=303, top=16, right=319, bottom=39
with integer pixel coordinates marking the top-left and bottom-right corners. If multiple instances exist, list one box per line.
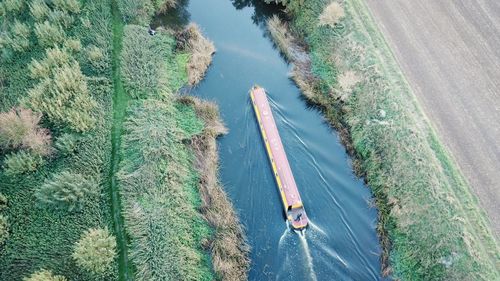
left=265, top=0, right=500, bottom=280
left=0, top=0, right=118, bottom=279
left=116, top=8, right=249, bottom=280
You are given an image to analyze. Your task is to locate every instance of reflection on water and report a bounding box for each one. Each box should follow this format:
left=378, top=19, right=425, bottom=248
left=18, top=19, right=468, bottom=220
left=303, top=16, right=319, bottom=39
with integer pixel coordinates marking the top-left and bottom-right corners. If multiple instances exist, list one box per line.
left=159, top=0, right=389, bottom=280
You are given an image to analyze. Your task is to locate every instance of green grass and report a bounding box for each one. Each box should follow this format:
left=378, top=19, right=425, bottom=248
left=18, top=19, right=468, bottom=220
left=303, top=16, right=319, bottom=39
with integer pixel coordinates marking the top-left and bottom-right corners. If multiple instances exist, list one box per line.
left=0, top=0, right=119, bottom=279
left=272, top=0, right=500, bottom=280
left=109, top=0, right=132, bottom=280
left=117, top=24, right=215, bottom=281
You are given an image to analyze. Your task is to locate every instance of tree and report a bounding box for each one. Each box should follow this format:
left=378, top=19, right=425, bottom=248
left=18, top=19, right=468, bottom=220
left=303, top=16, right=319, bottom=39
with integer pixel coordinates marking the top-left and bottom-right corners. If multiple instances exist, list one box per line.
left=35, top=171, right=96, bottom=211
left=72, top=228, right=116, bottom=275
left=23, top=269, right=67, bottom=281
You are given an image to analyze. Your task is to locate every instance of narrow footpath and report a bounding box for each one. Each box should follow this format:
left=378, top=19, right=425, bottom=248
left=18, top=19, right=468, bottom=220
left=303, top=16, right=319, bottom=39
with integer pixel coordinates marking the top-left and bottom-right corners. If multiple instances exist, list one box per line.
left=108, top=1, right=131, bottom=280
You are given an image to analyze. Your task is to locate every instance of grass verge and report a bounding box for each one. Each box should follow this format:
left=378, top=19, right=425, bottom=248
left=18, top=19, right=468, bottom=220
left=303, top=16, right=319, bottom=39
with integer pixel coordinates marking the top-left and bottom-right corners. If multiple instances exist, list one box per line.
left=109, top=0, right=132, bottom=279
left=266, top=0, right=500, bottom=280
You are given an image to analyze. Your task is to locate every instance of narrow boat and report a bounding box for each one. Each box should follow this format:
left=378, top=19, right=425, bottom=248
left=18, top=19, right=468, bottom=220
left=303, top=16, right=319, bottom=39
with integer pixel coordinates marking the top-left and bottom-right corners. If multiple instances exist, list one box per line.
left=250, top=86, right=309, bottom=230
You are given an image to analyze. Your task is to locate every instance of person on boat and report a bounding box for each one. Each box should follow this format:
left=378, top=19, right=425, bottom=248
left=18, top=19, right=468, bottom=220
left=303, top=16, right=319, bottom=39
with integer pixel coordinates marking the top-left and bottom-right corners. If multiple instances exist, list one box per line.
left=295, top=213, right=302, bottom=222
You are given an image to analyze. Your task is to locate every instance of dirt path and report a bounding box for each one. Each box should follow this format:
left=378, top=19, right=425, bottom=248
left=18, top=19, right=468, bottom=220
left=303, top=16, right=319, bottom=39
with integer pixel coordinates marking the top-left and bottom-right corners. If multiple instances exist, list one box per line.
left=364, top=0, right=500, bottom=235
left=109, top=1, right=131, bottom=279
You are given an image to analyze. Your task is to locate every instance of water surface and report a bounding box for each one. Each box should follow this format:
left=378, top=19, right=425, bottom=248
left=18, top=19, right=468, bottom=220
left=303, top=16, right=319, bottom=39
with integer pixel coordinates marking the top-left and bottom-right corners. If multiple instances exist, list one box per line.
left=184, top=0, right=385, bottom=279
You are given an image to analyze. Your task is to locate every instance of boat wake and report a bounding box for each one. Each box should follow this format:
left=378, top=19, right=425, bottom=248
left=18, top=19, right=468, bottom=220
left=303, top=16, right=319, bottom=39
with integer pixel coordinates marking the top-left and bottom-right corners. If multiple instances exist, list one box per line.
left=297, top=229, right=318, bottom=281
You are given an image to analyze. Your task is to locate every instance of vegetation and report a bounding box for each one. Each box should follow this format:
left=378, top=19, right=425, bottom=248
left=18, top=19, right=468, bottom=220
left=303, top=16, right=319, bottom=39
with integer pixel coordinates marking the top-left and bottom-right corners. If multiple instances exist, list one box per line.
left=0, top=107, right=51, bottom=155
left=177, top=23, right=216, bottom=85
left=181, top=96, right=250, bottom=281
left=265, top=1, right=500, bottom=280
left=24, top=47, right=97, bottom=132
left=3, top=150, right=45, bottom=176
left=0, top=214, right=8, bottom=245
left=23, top=269, right=68, bottom=281
left=118, top=25, right=213, bottom=280
left=118, top=0, right=180, bottom=25
left=36, top=171, right=97, bottom=211
left=0, top=0, right=117, bottom=280
left=1, top=0, right=247, bottom=280
left=72, top=228, right=117, bottom=276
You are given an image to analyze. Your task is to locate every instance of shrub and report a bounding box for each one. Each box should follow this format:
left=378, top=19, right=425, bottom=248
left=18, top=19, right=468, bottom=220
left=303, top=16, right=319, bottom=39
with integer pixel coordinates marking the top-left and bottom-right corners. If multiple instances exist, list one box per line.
left=34, top=21, right=66, bottom=47
left=29, top=0, right=50, bottom=22
left=318, top=1, right=344, bottom=27
left=0, top=193, right=7, bottom=211
left=63, top=38, right=81, bottom=53
left=35, top=171, right=96, bottom=211
left=9, top=20, right=30, bottom=52
left=23, top=269, right=67, bottom=281
left=48, top=10, right=74, bottom=28
left=72, top=228, right=116, bottom=275
left=3, top=151, right=45, bottom=176
left=0, top=215, right=8, bottom=245
left=86, top=45, right=108, bottom=72
left=2, top=0, right=24, bottom=13
left=54, top=133, right=79, bottom=155
left=25, top=48, right=97, bottom=132
left=52, top=0, right=81, bottom=14
left=28, top=47, right=71, bottom=79
left=0, top=107, right=52, bottom=155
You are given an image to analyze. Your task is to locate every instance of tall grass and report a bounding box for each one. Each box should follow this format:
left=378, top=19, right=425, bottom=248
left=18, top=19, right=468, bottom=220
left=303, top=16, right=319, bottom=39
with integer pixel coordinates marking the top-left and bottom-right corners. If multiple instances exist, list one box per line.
left=0, top=0, right=118, bottom=280
left=180, top=96, right=250, bottom=281
left=177, top=23, right=216, bottom=85
left=266, top=1, right=500, bottom=280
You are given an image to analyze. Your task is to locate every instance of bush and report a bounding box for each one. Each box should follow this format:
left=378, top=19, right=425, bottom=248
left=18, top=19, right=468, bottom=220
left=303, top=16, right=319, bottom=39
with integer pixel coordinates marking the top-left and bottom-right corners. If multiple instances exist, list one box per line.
left=9, top=20, right=30, bottom=52
left=318, top=1, right=345, bottom=27
left=0, top=215, right=8, bottom=245
left=29, top=0, right=50, bottom=22
left=3, top=151, right=45, bottom=176
left=0, top=193, right=7, bottom=211
left=34, top=21, right=66, bottom=47
left=63, top=38, right=81, bottom=53
left=0, top=107, right=52, bottom=155
left=72, top=228, right=116, bottom=275
left=35, top=171, right=97, bottom=211
left=86, top=45, right=108, bottom=72
left=48, top=10, right=74, bottom=28
left=52, top=0, right=81, bottom=14
left=23, top=269, right=67, bottom=281
left=54, top=133, right=79, bottom=155
left=1, top=0, right=24, bottom=13
left=25, top=48, right=97, bottom=132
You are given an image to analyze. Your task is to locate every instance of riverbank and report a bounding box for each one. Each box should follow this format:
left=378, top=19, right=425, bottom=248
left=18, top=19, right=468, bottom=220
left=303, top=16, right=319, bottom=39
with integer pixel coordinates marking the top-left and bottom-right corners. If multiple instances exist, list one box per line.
left=115, top=2, right=249, bottom=280
left=0, top=0, right=248, bottom=280
left=265, top=0, right=499, bottom=280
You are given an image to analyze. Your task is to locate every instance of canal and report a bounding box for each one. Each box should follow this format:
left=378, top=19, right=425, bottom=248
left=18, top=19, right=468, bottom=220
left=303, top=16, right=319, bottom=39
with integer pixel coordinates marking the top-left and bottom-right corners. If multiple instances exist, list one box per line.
left=180, top=0, right=385, bottom=279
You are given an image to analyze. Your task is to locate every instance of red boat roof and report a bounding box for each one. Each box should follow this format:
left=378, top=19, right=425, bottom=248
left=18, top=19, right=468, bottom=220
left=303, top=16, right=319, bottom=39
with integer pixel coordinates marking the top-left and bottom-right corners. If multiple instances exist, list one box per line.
left=251, top=87, right=303, bottom=208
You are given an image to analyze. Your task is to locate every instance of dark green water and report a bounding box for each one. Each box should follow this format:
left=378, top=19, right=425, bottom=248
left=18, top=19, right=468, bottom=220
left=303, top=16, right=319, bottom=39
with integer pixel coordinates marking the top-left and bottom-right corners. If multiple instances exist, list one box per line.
left=182, top=0, right=386, bottom=280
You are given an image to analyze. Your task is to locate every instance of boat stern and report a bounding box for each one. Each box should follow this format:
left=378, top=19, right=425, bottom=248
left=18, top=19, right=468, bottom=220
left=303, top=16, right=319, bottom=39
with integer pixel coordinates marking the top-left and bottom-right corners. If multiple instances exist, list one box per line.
left=288, top=206, right=309, bottom=230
